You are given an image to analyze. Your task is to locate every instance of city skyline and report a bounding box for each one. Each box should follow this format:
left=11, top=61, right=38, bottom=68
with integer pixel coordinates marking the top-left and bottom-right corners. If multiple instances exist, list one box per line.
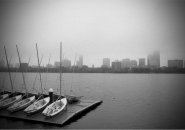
left=1, top=0, right=185, bottom=67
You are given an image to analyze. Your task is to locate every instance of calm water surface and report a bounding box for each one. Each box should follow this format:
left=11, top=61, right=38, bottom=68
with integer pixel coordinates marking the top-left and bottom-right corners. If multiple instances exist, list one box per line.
left=0, top=73, right=185, bottom=129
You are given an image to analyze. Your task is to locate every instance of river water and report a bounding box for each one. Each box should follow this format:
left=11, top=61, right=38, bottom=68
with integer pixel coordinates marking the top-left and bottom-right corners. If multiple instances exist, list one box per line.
left=0, top=73, right=185, bottom=129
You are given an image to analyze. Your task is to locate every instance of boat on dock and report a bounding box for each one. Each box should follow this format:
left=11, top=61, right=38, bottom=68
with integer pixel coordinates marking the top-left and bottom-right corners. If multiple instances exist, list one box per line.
left=24, top=44, right=50, bottom=115
left=7, top=45, right=36, bottom=113
left=0, top=93, right=9, bottom=102
left=42, top=97, right=67, bottom=117
left=0, top=92, right=102, bottom=127
left=42, top=42, right=67, bottom=118
left=0, top=94, right=22, bottom=109
left=24, top=96, right=50, bottom=115
left=0, top=46, right=23, bottom=109
left=7, top=95, right=36, bottom=112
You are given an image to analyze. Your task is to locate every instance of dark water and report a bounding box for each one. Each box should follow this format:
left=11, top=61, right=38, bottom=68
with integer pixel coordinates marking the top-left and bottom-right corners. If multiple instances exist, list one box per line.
left=0, top=73, right=185, bottom=129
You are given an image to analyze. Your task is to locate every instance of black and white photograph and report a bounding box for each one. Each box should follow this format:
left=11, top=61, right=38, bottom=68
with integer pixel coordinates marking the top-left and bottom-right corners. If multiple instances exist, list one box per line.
left=0, top=0, right=185, bottom=129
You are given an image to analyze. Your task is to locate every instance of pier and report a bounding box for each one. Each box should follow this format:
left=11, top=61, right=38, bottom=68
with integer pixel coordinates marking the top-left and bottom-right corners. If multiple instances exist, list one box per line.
left=0, top=93, right=102, bottom=126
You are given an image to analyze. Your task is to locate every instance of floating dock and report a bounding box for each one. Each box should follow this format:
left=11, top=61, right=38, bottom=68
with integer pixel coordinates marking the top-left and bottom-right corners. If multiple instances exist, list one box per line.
left=0, top=95, right=102, bottom=126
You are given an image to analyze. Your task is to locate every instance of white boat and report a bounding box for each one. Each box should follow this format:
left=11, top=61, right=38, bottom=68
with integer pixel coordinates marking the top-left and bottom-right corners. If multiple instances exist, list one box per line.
left=0, top=93, right=9, bottom=102
left=42, top=97, right=67, bottom=117
left=0, top=95, right=22, bottom=109
left=24, top=97, right=50, bottom=114
left=7, top=96, right=36, bottom=112
left=42, top=42, right=68, bottom=117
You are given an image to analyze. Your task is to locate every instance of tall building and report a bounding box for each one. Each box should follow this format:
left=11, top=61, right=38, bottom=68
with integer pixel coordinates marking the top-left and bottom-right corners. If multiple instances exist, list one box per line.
left=77, top=55, right=83, bottom=68
left=121, top=59, right=130, bottom=68
left=62, top=59, right=71, bottom=68
left=147, top=51, right=160, bottom=68
left=130, top=60, right=137, bottom=68
left=139, top=58, right=145, bottom=68
left=112, top=60, right=121, bottom=70
left=168, top=60, right=183, bottom=68
left=102, top=58, right=110, bottom=68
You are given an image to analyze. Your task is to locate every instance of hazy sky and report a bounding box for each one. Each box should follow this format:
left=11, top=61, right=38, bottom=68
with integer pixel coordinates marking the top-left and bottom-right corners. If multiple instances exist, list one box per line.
left=0, top=0, right=185, bottom=67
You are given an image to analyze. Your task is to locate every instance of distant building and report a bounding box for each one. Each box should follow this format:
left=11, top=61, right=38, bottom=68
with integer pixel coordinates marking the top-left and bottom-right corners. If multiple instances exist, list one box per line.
left=54, top=61, right=60, bottom=68
left=112, top=60, right=121, bottom=71
left=77, top=55, right=83, bottom=68
left=130, top=60, right=137, bottom=68
left=62, top=59, right=71, bottom=68
left=168, top=60, right=183, bottom=68
left=147, top=51, right=160, bottom=68
left=20, top=63, right=28, bottom=71
left=54, top=59, right=71, bottom=68
left=139, top=58, right=145, bottom=68
left=121, top=59, right=130, bottom=68
left=46, top=64, right=53, bottom=68
left=102, top=58, right=110, bottom=68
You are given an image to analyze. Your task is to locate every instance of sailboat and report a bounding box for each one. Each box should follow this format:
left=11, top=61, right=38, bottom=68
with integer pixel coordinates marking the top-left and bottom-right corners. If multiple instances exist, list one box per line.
left=7, top=45, right=36, bottom=112
left=24, top=44, right=50, bottom=115
left=42, top=42, right=67, bottom=117
left=0, top=46, right=23, bottom=109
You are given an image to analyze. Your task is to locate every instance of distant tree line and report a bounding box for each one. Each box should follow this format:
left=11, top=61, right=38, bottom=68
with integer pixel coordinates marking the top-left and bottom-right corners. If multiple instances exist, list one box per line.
left=0, top=66, right=185, bottom=73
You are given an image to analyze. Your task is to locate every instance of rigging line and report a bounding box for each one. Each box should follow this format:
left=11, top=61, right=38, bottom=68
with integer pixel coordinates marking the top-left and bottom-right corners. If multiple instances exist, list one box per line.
left=32, top=55, right=43, bottom=93
left=16, top=45, right=28, bottom=94
left=60, top=42, right=62, bottom=96
left=4, top=46, right=14, bottom=93
left=36, top=43, right=43, bottom=95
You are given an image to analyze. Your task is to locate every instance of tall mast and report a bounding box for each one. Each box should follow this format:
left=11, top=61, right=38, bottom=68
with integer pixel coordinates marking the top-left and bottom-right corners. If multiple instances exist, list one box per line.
left=4, top=46, right=14, bottom=92
left=36, top=43, right=43, bottom=94
left=16, top=45, right=27, bottom=94
left=60, top=42, right=62, bottom=96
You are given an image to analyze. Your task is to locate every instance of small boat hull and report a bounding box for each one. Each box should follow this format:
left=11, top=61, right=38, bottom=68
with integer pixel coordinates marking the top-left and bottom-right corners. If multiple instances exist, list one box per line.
left=42, top=98, right=67, bottom=118
left=24, top=97, right=50, bottom=115
left=7, top=96, right=36, bottom=112
left=0, top=95, right=22, bottom=109
left=0, top=94, right=9, bottom=102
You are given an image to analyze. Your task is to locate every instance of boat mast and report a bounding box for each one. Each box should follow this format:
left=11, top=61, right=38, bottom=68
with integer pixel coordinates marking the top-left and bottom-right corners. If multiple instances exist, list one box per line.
left=60, top=42, right=62, bottom=96
left=16, top=45, right=28, bottom=94
left=36, top=43, right=43, bottom=94
left=4, top=46, right=14, bottom=93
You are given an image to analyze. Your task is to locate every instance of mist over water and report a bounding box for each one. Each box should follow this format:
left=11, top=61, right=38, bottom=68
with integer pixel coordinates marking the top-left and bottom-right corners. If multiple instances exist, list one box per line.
left=0, top=73, right=185, bottom=129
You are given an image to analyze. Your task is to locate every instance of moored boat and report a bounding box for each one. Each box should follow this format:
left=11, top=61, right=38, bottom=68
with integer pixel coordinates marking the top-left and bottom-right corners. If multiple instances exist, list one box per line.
left=42, top=97, right=67, bottom=117
left=7, top=95, right=35, bottom=112
left=24, top=97, right=50, bottom=115
left=0, top=95, right=22, bottom=109
left=0, top=93, right=9, bottom=102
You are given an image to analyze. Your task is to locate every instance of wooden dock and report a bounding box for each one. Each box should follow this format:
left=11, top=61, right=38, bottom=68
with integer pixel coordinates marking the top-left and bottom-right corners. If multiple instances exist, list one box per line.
left=0, top=98, right=102, bottom=126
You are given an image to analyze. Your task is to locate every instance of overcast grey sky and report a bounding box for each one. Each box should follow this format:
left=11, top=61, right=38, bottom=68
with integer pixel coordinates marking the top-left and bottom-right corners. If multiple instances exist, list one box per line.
left=0, top=0, right=185, bottom=67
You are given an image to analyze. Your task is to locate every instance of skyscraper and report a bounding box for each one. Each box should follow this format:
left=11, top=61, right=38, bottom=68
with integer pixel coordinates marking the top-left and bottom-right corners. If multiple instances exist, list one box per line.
left=147, top=51, right=160, bottom=68
left=77, top=55, right=83, bottom=68
left=102, top=58, right=110, bottom=68
left=139, top=58, right=145, bottom=68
